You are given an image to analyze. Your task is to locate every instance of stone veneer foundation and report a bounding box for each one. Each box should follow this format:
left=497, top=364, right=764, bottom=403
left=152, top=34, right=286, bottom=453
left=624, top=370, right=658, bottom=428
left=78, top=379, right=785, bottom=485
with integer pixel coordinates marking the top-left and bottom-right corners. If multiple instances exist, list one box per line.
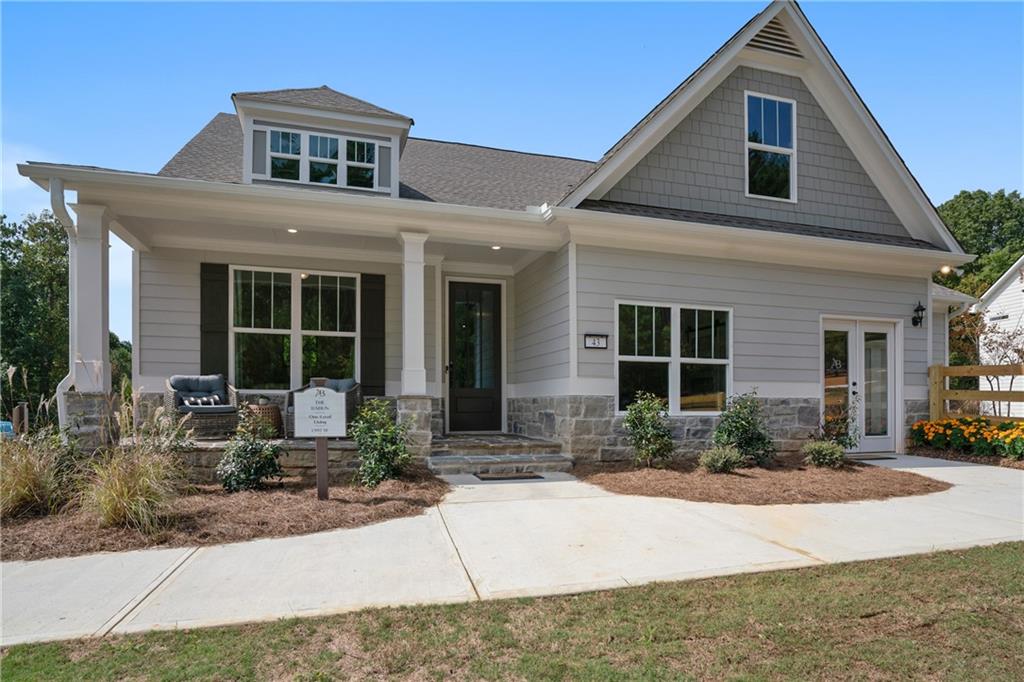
left=65, top=391, right=113, bottom=450
left=508, top=396, right=821, bottom=461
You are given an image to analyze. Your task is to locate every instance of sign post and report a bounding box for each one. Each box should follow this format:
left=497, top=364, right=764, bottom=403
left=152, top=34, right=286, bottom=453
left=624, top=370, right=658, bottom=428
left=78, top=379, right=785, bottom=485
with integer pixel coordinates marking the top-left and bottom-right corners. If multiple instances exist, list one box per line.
left=293, top=378, right=346, bottom=500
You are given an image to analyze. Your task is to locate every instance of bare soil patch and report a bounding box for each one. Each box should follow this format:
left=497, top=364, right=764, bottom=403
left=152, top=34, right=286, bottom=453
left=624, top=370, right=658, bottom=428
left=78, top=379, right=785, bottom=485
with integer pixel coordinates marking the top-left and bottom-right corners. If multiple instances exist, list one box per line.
left=909, top=446, right=1024, bottom=471
left=575, top=454, right=950, bottom=505
left=1, top=466, right=448, bottom=562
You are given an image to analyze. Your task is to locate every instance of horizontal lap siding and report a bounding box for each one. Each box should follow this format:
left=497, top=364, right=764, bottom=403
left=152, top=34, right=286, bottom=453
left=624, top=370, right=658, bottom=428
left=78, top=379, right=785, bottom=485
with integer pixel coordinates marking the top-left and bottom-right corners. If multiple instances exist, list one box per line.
left=931, top=310, right=947, bottom=366
left=513, top=248, right=570, bottom=384
left=138, top=248, right=412, bottom=388
left=576, top=246, right=928, bottom=389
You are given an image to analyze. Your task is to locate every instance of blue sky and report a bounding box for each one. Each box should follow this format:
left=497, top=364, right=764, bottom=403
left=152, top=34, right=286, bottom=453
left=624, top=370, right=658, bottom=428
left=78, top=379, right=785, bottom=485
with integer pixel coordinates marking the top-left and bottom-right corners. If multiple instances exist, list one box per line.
left=3, top=2, right=1022, bottom=341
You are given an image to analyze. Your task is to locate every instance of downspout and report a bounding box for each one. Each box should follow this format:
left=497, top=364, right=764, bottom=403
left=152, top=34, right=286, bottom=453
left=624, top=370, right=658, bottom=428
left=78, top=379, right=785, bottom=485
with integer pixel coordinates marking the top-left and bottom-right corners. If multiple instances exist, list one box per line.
left=50, top=178, right=76, bottom=429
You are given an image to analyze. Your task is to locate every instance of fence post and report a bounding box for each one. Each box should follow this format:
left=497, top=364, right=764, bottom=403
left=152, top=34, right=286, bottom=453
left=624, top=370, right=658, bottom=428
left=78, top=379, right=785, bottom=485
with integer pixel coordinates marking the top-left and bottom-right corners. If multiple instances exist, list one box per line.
left=928, top=365, right=944, bottom=421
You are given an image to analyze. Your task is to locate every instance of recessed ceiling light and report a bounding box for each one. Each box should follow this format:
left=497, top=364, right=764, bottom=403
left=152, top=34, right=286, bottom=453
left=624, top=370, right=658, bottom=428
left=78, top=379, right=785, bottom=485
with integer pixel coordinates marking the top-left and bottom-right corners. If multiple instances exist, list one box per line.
left=939, top=265, right=952, bottom=275
left=287, top=228, right=298, bottom=234
left=300, top=273, right=309, bottom=279
left=491, top=245, right=502, bottom=251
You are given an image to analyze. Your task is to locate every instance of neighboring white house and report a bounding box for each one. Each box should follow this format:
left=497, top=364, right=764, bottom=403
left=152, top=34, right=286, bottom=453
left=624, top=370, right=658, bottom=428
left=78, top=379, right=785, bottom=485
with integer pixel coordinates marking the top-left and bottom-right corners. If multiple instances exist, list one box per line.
left=18, top=0, right=971, bottom=456
left=973, top=254, right=1024, bottom=418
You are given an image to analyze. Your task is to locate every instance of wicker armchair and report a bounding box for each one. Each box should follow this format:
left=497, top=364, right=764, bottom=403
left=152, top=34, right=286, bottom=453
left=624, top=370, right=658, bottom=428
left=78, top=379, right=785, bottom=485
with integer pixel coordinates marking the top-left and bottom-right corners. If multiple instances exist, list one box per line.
left=285, top=378, right=361, bottom=437
left=164, top=374, right=239, bottom=439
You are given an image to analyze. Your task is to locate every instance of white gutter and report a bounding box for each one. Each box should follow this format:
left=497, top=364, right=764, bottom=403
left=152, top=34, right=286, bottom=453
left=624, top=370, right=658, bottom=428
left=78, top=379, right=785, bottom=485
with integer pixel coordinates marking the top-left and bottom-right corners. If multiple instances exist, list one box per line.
left=50, top=178, right=76, bottom=430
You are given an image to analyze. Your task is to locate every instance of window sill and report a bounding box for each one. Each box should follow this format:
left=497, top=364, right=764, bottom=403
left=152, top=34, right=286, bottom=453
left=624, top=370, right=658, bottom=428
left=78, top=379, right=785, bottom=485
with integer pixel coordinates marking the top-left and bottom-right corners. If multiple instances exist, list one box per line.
left=744, top=191, right=797, bottom=205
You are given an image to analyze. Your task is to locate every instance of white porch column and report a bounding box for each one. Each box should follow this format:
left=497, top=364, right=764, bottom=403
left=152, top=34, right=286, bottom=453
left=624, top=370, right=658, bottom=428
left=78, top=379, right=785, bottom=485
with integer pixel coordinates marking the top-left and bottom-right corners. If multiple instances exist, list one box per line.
left=399, top=231, right=429, bottom=396
left=69, top=204, right=111, bottom=394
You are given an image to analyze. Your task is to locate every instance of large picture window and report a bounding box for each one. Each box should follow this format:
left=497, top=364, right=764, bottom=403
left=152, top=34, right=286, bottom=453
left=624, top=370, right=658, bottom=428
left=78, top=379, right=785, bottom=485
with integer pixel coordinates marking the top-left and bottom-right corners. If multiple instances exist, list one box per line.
left=230, top=267, right=359, bottom=390
left=745, top=92, right=796, bottom=201
left=616, top=302, right=732, bottom=414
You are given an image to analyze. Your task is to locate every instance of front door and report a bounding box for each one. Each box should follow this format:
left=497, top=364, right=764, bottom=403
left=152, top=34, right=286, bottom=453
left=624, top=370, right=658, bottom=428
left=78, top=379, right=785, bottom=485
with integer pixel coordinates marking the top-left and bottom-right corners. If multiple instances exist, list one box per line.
left=448, top=281, right=502, bottom=432
left=823, top=320, right=896, bottom=453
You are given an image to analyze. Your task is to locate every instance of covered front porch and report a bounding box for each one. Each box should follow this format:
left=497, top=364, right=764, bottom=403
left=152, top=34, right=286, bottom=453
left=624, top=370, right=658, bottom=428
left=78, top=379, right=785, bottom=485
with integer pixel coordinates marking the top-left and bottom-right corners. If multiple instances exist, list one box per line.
left=43, top=171, right=570, bottom=451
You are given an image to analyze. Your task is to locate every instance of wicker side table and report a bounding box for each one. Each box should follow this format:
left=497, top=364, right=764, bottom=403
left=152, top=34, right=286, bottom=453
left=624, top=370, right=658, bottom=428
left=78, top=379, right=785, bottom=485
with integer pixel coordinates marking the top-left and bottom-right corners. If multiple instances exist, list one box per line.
left=247, top=403, right=283, bottom=437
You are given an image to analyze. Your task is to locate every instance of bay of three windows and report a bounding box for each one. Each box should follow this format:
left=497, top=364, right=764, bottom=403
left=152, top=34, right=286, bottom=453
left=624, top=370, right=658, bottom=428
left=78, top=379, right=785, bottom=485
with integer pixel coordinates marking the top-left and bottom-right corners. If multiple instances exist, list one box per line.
left=232, top=268, right=358, bottom=390
left=267, top=129, right=377, bottom=189
left=617, top=303, right=731, bottom=413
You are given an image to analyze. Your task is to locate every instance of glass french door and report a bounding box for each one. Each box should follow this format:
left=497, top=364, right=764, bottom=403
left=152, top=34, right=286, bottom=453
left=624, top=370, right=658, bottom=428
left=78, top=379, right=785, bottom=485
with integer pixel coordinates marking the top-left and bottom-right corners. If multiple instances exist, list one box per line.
left=822, top=320, right=896, bottom=453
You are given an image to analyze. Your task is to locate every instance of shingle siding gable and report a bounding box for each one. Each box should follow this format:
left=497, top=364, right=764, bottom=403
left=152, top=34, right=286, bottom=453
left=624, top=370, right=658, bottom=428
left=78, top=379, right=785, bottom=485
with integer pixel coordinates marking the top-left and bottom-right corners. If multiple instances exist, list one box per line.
left=602, top=65, right=910, bottom=239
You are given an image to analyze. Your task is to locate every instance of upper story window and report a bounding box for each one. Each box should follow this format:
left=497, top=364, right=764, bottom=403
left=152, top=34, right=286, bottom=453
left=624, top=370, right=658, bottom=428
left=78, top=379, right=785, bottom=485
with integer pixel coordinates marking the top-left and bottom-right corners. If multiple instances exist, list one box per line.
left=256, top=126, right=385, bottom=192
left=745, top=92, right=796, bottom=202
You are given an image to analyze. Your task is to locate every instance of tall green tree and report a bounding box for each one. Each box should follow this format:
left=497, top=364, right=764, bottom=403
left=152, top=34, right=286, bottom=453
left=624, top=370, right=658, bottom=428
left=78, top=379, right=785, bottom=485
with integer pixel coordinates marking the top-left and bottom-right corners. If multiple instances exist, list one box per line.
left=1, top=212, right=131, bottom=419
left=935, top=189, right=1024, bottom=297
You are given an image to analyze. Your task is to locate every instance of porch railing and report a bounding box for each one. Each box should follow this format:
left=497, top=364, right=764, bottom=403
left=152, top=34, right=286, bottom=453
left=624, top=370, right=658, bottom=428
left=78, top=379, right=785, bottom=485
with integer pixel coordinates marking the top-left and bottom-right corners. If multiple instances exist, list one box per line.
left=928, top=364, right=1024, bottom=422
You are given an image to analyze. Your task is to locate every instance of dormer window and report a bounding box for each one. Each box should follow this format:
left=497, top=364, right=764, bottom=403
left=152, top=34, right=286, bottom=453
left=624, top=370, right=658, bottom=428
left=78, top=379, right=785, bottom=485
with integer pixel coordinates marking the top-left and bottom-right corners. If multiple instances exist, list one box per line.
left=254, top=125, right=385, bottom=192
left=745, top=92, right=796, bottom=202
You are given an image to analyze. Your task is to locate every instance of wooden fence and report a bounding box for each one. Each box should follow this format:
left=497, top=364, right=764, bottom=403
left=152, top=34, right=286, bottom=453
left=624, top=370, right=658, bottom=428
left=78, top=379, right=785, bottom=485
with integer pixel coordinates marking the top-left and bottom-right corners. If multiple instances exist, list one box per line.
left=928, top=364, right=1024, bottom=422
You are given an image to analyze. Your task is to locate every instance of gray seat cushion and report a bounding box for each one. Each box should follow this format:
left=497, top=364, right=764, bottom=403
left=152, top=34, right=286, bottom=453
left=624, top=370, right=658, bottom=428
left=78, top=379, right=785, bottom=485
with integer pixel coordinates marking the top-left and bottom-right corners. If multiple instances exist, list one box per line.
left=169, top=374, right=228, bottom=406
left=177, top=404, right=237, bottom=415
left=324, top=378, right=357, bottom=393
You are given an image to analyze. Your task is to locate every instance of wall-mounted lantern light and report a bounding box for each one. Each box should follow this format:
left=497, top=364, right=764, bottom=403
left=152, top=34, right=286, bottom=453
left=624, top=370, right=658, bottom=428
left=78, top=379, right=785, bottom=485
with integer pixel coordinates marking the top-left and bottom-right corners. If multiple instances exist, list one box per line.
left=911, top=301, right=926, bottom=327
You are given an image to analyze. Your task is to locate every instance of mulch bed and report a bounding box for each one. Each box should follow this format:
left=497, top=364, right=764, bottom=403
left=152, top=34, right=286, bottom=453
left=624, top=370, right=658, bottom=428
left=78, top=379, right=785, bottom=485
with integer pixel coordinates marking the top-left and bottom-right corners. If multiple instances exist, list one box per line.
left=1, top=466, right=449, bottom=562
left=909, top=447, right=1024, bottom=471
left=575, top=454, right=951, bottom=505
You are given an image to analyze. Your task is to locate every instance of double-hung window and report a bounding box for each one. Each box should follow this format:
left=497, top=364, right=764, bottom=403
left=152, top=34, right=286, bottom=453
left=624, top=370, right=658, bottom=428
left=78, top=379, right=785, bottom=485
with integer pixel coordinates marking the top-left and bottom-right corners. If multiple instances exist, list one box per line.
left=616, top=303, right=732, bottom=414
left=257, top=126, right=381, bottom=190
left=745, top=92, right=796, bottom=201
left=231, top=267, right=359, bottom=391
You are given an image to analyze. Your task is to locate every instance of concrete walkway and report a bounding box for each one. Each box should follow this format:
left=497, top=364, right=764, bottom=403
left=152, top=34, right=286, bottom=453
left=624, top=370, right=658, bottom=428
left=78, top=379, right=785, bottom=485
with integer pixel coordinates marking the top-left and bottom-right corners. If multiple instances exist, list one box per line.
left=3, top=455, right=1022, bottom=646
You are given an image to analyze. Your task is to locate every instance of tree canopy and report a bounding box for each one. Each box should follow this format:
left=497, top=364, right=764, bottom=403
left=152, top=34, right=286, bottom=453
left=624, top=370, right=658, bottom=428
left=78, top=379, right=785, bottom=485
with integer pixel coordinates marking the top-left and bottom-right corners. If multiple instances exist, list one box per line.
left=935, top=189, right=1024, bottom=297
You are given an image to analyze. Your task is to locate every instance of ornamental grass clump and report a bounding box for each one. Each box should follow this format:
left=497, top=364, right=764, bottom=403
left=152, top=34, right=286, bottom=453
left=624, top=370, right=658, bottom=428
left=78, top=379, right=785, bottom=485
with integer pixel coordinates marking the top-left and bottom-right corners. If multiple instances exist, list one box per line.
left=698, top=445, right=745, bottom=473
left=350, top=399, right=411, bottom=488
left=216, top=408, right=284, bottom=492
left=911, top=417, right=1024, bottom=460
left=0, top=427, right=83, bottom=518
left=623, top=392, right=675, bottom=468
left=802, top=440, right=846, bottom=469
left=713, top=391, right=776, bottom=467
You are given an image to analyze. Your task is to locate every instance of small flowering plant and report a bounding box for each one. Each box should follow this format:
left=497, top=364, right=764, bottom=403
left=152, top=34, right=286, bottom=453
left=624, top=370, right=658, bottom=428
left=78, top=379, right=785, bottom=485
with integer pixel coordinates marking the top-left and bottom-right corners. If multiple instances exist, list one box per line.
left=910, top=417, right=1024, bottom=460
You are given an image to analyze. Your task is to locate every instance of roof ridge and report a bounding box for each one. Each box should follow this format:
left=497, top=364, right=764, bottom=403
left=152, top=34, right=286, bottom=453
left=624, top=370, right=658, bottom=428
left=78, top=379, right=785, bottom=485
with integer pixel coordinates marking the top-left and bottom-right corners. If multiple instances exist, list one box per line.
left=409, top=136, right=594, bottom=164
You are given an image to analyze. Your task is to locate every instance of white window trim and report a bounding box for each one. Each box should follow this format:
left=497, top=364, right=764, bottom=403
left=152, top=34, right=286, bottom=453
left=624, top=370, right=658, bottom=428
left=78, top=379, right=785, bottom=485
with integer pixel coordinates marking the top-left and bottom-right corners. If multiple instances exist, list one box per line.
left=252, top=124, right=386, bottom=193
left=743, top=90, right=798, bottom=204
left=614, top=300, right=734, bottom=417
left=228, top=265, right=361, bottom=392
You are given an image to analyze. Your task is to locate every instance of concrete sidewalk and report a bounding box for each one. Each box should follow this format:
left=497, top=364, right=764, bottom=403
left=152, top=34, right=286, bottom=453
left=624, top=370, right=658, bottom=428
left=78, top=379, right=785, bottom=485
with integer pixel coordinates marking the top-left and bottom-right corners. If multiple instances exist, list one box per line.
left=3, top=455, right=1022, bottom=646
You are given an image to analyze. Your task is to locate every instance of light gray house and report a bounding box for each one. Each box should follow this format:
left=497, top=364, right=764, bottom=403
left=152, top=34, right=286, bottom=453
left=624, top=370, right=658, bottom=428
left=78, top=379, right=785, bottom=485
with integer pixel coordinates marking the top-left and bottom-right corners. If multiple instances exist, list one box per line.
left=19, top=0, right=971, bottom=460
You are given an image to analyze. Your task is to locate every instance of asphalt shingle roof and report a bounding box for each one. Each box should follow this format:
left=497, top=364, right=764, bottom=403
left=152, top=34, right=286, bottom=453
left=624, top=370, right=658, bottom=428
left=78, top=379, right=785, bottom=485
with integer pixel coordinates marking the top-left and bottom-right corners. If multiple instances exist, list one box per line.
left=157, top=114, right=595, bottom=210
left=232, top=86, right=411, bottom=122
left=578, top=199, right=944, bottom=251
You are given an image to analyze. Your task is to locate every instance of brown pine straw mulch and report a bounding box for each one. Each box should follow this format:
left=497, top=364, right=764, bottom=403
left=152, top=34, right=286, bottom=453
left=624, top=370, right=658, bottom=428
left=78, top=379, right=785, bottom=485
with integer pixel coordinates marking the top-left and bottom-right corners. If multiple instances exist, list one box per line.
left=575, top=454, right=951, bottom=505
left=908, top=446, right=1024, bottom=471
left=1, top=466, right=448, bottom=562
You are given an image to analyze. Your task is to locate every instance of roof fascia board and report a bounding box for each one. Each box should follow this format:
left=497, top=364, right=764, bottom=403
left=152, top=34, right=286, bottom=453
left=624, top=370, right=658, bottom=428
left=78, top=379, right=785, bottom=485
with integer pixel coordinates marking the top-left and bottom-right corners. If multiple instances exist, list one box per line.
left=232, top=96, right=411, bottom=125
left=781, top=2, right=963, bottom=253
left=977, top=253, right=1024, bottom=308
left=233, top=98, right=411, bottom=145
left=559, top=2, right=784, bottom=207
left=548, top=206, right=971, bottom=277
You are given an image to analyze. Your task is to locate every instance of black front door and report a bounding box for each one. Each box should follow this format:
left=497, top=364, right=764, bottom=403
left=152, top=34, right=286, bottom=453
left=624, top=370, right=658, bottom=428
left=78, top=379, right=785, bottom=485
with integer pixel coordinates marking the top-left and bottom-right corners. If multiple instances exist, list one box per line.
left=448, top=281, right=502, bottom=432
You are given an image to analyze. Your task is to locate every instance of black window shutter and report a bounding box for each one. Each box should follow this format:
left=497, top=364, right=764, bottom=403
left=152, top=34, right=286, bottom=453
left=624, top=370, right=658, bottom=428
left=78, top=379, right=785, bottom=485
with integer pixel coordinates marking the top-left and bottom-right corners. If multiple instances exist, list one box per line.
left=200, top=263, right=230, bottom=377
left=360, top=273, right=386, bottom=395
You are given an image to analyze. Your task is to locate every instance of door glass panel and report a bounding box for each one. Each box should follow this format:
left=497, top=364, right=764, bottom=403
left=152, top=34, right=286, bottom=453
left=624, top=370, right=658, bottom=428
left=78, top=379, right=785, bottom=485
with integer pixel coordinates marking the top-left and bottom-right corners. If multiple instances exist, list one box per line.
left=823, top=329, right=850, bottom=433
left=863, top=331, right=889, bottom=436
left=452, top=286, right=497, bottom=390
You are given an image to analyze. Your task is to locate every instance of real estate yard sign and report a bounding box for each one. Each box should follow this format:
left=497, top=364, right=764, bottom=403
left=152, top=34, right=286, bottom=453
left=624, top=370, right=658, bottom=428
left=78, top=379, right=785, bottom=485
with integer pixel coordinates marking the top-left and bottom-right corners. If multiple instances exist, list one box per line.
left=294, top=381, right=346, bottom=499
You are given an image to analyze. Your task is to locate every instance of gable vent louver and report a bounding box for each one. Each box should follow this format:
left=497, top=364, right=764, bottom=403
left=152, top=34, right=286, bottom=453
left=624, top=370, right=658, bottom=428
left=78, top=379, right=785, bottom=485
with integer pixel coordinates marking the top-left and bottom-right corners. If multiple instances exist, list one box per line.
left=747, top=18, right=803, bottom=59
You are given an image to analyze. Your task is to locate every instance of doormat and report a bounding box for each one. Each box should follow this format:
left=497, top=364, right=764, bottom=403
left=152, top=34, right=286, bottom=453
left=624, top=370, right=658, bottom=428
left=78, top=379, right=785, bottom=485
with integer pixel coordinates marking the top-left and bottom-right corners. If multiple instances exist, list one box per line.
left=474, top=472, right=544, bottom=481
left=848, top=455, right=897, bottom=461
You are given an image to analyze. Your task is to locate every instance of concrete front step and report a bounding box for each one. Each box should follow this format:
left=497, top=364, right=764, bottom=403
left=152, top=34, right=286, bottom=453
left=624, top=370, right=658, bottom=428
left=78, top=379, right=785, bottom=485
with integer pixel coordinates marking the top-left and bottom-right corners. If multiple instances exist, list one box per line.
left=427, top=453, right=574, bottom=475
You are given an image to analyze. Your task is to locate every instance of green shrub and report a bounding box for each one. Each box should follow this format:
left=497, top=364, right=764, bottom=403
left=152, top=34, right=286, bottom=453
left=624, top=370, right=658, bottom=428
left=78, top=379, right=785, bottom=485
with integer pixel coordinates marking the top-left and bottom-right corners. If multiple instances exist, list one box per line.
left=0, top=428, right=82, bottom=517
left=350, top=399, right=410, bottom=488
left=698, top=445, right=745, bottom=473
left=623, top=392, right=675, bottom=468
left=216, top=410, right=283, bottom=492
left=713, top=392, right=776, bottom=467
left=82, top=449, right=183, bottom=532
left=802, top=440, right=846, bottom=469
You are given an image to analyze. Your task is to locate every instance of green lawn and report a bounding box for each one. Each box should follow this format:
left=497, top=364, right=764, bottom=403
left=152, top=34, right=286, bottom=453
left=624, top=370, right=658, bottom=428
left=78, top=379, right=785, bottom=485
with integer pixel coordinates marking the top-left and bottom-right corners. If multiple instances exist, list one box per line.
left=4, top=542, right=1023, bottom=681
